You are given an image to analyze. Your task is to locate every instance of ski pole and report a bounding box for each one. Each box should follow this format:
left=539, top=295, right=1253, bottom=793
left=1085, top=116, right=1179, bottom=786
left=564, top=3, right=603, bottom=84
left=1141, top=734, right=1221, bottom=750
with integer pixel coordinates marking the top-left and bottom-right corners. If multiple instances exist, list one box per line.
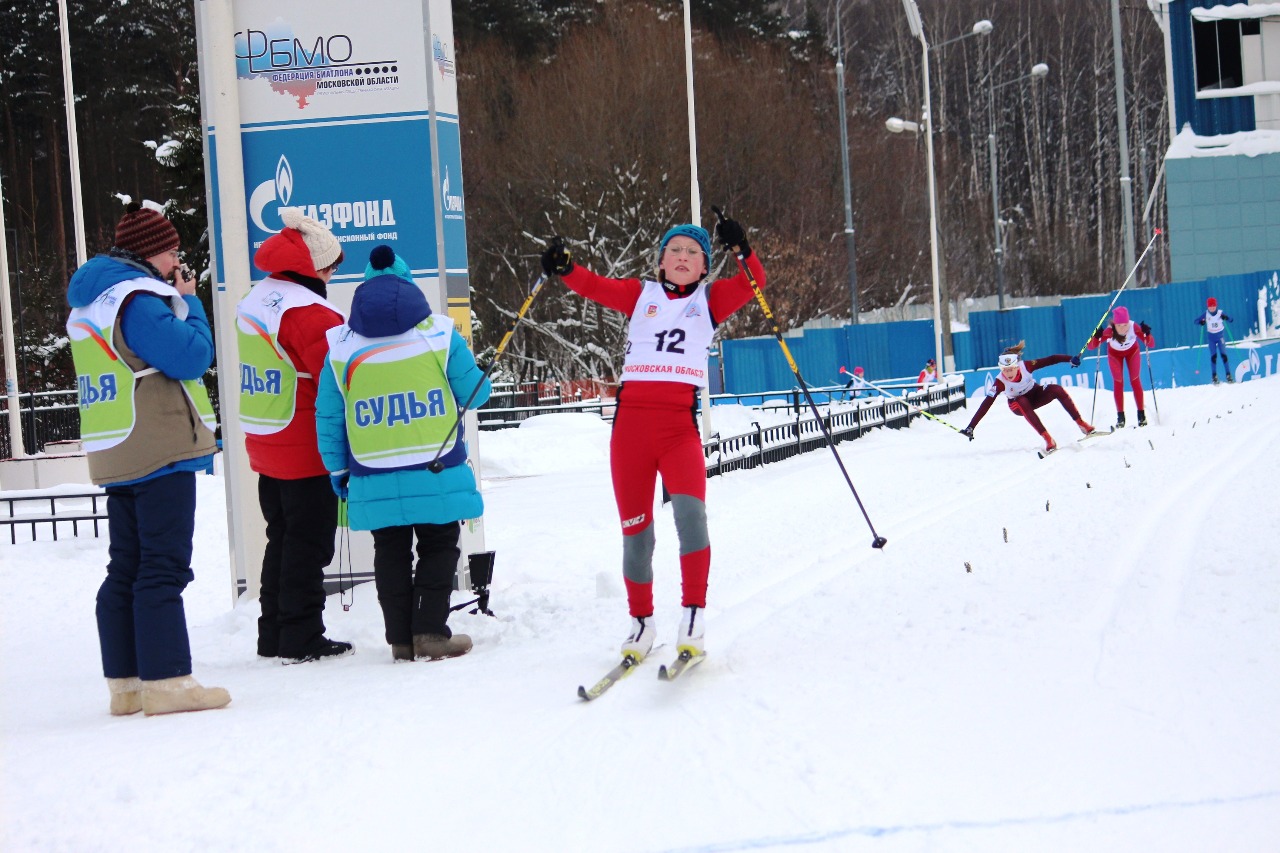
left=1142, top=337, right=1160, bottom=424
left=856, top=374, right=965, bottom=433
left=426, top=270, right=549, bottom=473
left=1194, top=324, right=1204, bottom=375
left=711, top=205, right=887, bottom=549
left=1088, top=341, right=1104, bottom=425
left=1075, top=228, right=1163, bottom=358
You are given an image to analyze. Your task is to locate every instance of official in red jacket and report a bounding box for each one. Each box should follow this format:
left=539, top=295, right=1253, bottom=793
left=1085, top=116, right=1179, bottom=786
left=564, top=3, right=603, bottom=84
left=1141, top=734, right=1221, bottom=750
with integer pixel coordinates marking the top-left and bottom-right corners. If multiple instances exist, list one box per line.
left=236, top=208, right=351, bottom=663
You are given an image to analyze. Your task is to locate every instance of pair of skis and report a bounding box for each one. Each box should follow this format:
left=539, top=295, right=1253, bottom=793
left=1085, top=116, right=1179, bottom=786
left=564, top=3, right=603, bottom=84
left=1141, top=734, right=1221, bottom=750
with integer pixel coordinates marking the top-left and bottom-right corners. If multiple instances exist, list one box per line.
left=577, top=649, right=705, bottom=701
left=1038, top=427, right=1115, bottom=459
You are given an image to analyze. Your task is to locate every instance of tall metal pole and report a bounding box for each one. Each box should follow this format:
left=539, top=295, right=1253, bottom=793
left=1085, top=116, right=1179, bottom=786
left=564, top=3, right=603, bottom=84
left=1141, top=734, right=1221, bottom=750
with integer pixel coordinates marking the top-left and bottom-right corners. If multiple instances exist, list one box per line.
left=836, top=14, right=859, bottom=323
left=1110, top=0, right=1137, bottom=274
left=988, top=132, right=1005, bottom=309
left=0, top=172, right=27, bottom=458
left=682, top=0, right=712, bottom=436
left=921, top=39, right=945, bottom=373
left=57, top=0, right=87, bottom=267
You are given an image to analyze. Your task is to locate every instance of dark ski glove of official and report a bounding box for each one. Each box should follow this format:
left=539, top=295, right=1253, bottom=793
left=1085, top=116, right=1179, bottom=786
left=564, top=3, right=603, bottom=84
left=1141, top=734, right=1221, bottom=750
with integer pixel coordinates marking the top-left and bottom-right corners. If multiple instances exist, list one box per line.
left=715, top=218, right=751, bottom=258
left=540, top=238, right=573, bottom=276
left=960, top=427, right=975, bottom=441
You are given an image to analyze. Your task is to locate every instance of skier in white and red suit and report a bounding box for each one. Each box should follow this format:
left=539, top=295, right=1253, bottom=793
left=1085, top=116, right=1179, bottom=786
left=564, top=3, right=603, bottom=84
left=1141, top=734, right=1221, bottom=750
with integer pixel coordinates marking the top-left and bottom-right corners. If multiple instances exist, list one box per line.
left=539, top=217, right=764, bottom=662
left=959, top=340, right=1094, bottom=454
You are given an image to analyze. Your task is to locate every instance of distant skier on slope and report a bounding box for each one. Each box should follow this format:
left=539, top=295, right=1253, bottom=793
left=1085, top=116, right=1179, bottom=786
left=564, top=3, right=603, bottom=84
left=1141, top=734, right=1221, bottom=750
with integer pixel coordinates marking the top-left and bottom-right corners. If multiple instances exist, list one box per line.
left=1087, top=305, right=1156, bottom=428
left=1196, top=297, right=1235, bottom=385
left=539, top=215, right=764, bottom=664
left=959, top=341, right=1094, bottom=454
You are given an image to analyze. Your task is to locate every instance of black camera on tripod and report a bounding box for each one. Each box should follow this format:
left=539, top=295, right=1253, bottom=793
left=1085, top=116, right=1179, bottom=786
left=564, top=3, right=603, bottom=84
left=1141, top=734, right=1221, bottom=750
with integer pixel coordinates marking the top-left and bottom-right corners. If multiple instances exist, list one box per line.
left=451, top=550, right=496, bottom=617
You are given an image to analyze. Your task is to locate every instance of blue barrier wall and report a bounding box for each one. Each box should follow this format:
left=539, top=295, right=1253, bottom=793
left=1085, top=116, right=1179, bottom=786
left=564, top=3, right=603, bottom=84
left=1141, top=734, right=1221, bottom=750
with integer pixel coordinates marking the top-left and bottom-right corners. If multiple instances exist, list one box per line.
left=956, top=338, right=1280, bottom=397
left=721, top=269, right=1279, bottom=393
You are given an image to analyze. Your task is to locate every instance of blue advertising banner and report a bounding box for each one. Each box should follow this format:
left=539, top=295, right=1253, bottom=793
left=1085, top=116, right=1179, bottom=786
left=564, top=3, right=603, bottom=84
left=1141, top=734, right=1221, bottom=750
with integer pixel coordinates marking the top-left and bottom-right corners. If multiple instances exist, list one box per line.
left=240, top=118, right=437, bottom=282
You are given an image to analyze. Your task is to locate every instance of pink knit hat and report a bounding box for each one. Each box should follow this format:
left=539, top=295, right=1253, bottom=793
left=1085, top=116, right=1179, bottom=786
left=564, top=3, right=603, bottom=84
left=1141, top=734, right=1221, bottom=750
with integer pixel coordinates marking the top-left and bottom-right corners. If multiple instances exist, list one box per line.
left=1113, top=306, right=1130, bottom=324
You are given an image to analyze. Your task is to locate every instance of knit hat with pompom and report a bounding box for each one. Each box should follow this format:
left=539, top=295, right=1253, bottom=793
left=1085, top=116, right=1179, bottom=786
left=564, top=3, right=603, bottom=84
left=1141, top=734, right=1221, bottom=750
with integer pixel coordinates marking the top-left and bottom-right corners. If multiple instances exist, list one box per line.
left=280, top=207, right=342, bottom=271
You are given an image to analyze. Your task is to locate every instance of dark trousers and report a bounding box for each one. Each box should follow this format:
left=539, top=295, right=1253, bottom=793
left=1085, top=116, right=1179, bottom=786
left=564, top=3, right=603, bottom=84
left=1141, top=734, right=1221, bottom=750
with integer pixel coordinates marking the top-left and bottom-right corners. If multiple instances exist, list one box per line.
left=257, top=474, right=337, bottom=657
left=371, top=522, right=461, bottom=645
left=97, top=472, right=197, bottom=681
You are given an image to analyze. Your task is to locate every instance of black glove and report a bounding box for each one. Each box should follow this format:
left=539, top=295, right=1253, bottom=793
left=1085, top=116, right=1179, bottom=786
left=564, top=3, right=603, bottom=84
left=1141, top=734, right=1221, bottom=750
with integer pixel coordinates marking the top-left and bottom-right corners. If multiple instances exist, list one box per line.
left=540, top=237, right=573, bottom=276
left=1196, top=317, right=1206, bottom=326
left=960, top=427, right=975, bottom=441
left=1070, top=355, right=1081, bottom=367
left=715, top=217, right=750, bottom=256
left=1139, top=321, right=1151, bottom=336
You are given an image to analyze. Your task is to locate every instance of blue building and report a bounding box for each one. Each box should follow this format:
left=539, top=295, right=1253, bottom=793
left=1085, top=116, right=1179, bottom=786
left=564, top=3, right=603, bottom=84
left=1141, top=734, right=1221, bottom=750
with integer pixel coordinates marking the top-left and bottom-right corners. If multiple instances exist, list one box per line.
left=1154, top=0, right=1280, bottom=281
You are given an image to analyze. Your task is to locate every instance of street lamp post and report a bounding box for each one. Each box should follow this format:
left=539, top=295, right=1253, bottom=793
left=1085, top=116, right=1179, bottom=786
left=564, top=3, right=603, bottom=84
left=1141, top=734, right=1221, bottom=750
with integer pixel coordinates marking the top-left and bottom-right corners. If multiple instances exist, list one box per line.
left=835, top=13, right=859, bottom=323
left=893, top=2, right=990, bottom=372
left=987, top=63, right=1048, bottom=310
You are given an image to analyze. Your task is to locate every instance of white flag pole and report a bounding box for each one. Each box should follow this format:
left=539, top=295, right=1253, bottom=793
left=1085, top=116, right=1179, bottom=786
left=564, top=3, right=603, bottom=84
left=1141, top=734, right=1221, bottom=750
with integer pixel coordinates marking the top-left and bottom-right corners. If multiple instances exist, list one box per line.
left=1, top=169, right=27, bottom=458
left=682, top=0, right=713, bottom=437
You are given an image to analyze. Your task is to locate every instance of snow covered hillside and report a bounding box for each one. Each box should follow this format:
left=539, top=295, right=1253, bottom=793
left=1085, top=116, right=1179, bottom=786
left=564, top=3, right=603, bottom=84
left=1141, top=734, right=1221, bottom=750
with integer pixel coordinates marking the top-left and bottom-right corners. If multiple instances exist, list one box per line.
left=2, top=380, right=1278, bottom=852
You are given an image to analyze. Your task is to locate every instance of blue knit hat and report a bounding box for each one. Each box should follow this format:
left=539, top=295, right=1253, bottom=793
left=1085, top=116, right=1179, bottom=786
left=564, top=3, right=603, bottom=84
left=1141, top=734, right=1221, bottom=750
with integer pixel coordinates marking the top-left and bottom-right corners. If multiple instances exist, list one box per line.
left=364, top=244, right=412, bottom=281
left=660, top=224, right=713, bottom=264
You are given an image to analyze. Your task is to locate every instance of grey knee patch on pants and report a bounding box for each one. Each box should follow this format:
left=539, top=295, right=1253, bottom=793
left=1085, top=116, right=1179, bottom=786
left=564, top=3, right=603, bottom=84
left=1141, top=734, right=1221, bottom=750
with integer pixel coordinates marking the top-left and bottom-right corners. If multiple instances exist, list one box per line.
left=622, top=525, right=656, bottom=584
left=670, top=494, right=709, bottom=555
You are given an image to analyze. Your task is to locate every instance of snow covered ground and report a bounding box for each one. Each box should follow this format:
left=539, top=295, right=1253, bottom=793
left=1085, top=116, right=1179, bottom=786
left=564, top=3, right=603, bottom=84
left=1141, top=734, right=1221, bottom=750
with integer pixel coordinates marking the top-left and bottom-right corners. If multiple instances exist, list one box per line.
left=2, top=380, right=1278, bottom=852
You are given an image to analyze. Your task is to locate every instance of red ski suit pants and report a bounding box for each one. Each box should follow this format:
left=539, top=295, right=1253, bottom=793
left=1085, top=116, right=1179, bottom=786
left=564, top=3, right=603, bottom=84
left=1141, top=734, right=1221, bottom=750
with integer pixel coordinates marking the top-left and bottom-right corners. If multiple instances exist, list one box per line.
left=610, top=404, right=709, bottom=618
left=1007, top=384, right=1084, bottom=435
left=1106, top=346, right=1144, bottom=411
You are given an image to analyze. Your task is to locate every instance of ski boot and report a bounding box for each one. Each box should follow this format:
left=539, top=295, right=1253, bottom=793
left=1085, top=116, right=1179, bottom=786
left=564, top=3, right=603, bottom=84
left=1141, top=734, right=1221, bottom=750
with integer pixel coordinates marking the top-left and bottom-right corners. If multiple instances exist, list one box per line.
left=1042, top=433, right=1058, bottom=454
left=1116, top=412, right=1126, bottom=429
left=1076, top=419, right=1096, bottom=436
left=621, top=615, right=656, bottom=661
left=1137, top=409, right=1148, bottom=427
left=1212, top=375, right=1220, bottom=386
left=1226, top=372, right=1235, bottom=384
left=676, top=606, right=705, bottom=657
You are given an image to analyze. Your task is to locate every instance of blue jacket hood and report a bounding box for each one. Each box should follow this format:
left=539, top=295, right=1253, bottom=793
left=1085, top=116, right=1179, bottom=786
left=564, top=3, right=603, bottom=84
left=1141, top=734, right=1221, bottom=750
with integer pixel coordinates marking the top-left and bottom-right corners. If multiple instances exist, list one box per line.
left=67, top=255, right=160, bottom=309
left=348, top=274, right=431, bottom=338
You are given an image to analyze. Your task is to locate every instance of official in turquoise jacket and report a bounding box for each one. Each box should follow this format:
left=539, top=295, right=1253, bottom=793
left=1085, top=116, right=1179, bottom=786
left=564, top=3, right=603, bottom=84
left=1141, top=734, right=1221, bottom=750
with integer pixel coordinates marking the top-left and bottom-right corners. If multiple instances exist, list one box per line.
left=315, top=245, right=490, bottom=662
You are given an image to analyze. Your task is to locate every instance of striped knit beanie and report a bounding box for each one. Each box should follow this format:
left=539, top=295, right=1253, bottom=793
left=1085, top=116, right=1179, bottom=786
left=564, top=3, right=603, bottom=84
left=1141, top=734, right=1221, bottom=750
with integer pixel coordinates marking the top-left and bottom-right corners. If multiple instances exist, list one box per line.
left=113, top=202, right=179, bottom=259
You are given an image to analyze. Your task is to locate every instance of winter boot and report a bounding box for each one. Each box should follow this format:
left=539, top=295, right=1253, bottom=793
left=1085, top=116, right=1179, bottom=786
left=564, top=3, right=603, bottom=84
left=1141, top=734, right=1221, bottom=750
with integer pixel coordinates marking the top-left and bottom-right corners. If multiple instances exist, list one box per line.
left=1137, top=409, right=1148, bottom=427
left=621, top=615, right=656, bottom=661
left=283, top=637, right=354, bottom=665
left=1116, top=411, right=1126, bottom=429
left=1226, top=371, right=1235, bottom=383
left=413, top=632, right=472, bottom=661
left=391, top=643, right=414, bottom=662
left=1042, top=433, right=1058, bottom=454
left=107, top=677, right=143, bottom=716
left=141, top=675, right=231, bottom=716
left=1076, top=419, right=1096, bottom=436
left=676, top=606, right=706, bottom=657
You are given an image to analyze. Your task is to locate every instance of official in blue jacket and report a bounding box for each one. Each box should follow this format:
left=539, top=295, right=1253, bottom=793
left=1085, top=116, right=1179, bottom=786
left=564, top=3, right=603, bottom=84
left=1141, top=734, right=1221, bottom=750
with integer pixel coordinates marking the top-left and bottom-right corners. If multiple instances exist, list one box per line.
left=315, top=245, right=490, bottom=663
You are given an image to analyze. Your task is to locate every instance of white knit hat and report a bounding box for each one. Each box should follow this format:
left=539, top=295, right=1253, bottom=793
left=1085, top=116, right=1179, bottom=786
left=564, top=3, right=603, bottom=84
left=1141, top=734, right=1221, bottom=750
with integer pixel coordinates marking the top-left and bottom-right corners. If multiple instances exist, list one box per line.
left=280, top=207, right=342, bottom=271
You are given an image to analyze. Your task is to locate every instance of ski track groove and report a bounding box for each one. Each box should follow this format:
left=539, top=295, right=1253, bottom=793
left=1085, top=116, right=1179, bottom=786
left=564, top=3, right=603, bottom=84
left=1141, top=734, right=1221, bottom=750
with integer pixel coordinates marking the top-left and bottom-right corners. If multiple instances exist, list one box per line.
left=1090, top=410, right=1274, bottom=687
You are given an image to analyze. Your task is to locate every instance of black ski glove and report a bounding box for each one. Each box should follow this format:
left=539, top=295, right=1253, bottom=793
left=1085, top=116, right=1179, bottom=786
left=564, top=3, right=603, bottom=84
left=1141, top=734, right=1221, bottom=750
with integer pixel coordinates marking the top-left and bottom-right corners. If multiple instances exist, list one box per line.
left=540, top=238, right=573, bottom=276
left=1070, top=355, right=1081, bottom=367
left=960, top=427, right=975, bottom=441
left=1196, top=317, right=1206, bottom=326
left=715, top=217, right=751, bottom=258
left=1139, top=321, right=1152, bottom=336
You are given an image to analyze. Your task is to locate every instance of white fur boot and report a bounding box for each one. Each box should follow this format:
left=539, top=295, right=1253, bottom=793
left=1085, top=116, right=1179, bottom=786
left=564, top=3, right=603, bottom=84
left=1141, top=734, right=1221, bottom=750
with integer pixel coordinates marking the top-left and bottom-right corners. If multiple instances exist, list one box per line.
left=107, top=677, right=143, bottom=716
left=141, top=675, right=231, bottom=716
